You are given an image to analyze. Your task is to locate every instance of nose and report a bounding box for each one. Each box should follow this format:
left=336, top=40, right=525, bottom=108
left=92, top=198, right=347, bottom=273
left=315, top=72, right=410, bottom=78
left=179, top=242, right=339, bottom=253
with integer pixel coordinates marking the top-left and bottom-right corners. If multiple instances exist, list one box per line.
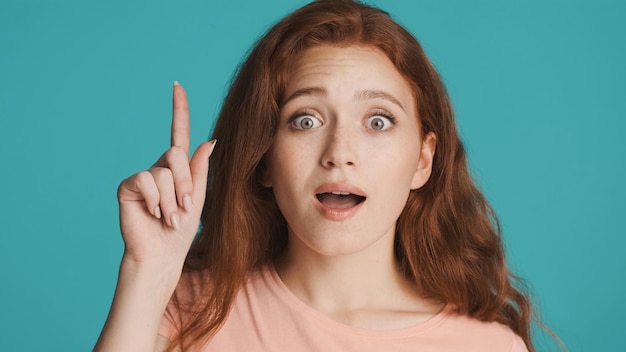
left=320, top=125, right=359, bottom=169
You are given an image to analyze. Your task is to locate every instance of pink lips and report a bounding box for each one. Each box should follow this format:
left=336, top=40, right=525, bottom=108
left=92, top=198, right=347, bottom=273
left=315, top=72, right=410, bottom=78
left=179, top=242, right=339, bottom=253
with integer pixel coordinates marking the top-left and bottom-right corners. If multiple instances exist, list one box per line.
left=314, top=183, right=367, bottom=221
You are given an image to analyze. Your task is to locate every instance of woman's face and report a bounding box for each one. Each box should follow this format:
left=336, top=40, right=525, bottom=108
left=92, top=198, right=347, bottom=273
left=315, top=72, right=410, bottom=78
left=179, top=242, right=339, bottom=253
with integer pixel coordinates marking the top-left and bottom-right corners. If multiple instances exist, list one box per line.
left=263, top=45, right=435, bottom=258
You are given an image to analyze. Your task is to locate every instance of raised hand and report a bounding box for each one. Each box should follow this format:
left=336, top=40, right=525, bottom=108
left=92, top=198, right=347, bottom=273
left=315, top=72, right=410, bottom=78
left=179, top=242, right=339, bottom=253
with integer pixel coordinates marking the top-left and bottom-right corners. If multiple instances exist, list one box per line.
left=117, top=81, right=216, bottom=267
left=95, top=82, right=215, bottom=352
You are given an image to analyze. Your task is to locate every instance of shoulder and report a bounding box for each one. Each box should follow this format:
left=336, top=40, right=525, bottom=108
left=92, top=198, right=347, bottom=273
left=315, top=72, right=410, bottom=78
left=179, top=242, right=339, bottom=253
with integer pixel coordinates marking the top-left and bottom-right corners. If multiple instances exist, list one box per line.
left=434, top=309, right=529, bottom=352
left=159, top=266, right=269, bottom=336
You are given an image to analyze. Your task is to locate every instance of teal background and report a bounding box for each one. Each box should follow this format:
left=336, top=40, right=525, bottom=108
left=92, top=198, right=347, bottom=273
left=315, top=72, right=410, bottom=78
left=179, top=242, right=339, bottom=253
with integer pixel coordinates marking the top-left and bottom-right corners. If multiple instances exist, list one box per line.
left=1, top=0, right=624, bottom=350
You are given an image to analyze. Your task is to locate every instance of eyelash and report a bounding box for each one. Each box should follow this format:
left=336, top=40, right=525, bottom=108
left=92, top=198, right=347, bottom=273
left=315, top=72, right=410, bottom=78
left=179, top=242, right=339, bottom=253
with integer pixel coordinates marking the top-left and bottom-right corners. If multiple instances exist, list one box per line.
left=370, top=110, right=397, bottom=125
left=287, top=109, right=320, bottom=130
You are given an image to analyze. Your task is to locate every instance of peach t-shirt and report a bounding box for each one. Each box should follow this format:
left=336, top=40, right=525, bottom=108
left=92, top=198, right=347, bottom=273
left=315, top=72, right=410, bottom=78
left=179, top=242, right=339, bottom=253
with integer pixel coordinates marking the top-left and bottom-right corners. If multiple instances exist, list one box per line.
left=159, top=266, right=528, bottom=351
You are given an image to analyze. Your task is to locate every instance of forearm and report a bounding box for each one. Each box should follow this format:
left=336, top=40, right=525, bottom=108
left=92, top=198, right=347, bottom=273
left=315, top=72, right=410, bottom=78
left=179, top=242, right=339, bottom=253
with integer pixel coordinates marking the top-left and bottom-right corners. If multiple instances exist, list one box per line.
left=94, top=257, right=181, bottom=352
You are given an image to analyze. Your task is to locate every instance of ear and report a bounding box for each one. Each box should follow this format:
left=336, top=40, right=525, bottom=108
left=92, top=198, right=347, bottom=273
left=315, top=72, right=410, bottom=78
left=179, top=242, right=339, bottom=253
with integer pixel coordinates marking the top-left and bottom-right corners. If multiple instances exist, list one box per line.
left=410, top=132, right=436, bottom=190
left=258, top=160, right=273, bottom=187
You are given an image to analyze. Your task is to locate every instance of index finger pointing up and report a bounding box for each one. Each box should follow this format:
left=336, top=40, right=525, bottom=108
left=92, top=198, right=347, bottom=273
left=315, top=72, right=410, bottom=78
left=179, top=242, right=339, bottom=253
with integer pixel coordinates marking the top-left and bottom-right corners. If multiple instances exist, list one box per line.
left=171, top=81, right=190, bottom=155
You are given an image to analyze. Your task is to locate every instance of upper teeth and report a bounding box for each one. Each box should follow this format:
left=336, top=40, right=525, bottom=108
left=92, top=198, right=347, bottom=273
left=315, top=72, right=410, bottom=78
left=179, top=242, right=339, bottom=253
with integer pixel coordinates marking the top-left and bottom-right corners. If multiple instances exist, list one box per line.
left=331, top=192, right=350, bottom=196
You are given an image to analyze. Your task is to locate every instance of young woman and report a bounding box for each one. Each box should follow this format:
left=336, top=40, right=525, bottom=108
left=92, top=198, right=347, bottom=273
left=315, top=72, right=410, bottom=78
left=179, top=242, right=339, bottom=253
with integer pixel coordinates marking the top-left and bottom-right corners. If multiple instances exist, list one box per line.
left=96, top=1, right=539, bottom=351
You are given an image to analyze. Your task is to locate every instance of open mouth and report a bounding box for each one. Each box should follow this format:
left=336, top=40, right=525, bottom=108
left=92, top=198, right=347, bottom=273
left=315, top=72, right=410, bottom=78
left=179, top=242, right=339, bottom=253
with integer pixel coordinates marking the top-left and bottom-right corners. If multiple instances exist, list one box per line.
left=316, top=192, right=366, bottom=209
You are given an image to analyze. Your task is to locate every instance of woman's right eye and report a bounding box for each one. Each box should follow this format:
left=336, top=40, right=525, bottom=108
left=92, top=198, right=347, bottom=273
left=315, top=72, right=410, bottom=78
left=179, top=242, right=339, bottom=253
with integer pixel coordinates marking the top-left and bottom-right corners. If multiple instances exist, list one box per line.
left=290, top=115, right=322, bottom=130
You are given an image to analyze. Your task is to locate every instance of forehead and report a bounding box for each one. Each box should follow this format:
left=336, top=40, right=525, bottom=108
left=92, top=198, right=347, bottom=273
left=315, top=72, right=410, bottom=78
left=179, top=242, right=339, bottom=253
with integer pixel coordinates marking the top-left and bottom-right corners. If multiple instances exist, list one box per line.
left=283, top=45, right=415, bottom=108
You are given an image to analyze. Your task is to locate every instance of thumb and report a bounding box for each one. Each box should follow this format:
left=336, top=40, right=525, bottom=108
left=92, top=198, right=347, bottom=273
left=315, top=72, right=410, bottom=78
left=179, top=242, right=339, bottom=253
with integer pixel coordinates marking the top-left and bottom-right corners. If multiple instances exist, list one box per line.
left=189, top=140, right=217, bottom=206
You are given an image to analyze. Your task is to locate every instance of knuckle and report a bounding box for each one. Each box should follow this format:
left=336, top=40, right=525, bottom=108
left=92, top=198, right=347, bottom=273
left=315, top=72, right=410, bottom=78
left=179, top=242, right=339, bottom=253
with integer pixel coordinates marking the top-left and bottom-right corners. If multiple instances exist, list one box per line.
left=116, top=181, right=126, bottom=197
left=151, top=167, right=174, bottom=182
left=134, top=171, right=160, bottom=202
left=165, top=146, right=187, bottom=162
left=135, top=170, right=153, bottom=185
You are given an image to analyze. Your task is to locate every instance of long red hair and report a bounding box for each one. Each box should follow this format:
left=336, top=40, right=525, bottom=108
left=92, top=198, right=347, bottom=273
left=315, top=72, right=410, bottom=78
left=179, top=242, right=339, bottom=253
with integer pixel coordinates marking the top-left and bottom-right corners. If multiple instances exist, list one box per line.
left=167, top=1, right=538, bottom=350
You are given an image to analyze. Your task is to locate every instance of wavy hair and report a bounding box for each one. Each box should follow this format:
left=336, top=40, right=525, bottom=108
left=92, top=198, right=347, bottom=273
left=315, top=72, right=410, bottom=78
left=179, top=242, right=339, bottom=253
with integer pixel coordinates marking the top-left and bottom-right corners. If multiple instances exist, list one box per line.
left=167, top=1, right=538, bottom=351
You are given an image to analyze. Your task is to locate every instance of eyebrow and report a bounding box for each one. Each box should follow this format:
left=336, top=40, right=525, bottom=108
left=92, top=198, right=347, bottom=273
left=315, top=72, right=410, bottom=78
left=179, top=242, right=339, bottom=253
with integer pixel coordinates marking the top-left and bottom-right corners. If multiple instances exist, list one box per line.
left=355, top=89, right=405, bottom=111
left=281, top=87, right=327, bottom=106
left=282, top=87, right=405, bottom=111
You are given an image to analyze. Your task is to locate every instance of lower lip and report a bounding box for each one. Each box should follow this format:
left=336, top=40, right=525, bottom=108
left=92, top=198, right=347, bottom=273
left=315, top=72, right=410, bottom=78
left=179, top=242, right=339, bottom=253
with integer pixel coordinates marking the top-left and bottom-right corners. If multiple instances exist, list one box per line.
left=314, top=197, right=364, bottom=221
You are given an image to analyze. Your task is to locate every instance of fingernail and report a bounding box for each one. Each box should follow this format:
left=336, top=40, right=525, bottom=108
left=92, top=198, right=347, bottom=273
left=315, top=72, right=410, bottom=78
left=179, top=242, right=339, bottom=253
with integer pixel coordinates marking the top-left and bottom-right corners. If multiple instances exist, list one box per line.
left=183, top=195, right=193, bottom=212
left=208, top=139, right=217, bottom=157
left=171, top=213, right=180, bottom=230
left=173, top=80, right=180, bottom=86
left=154, top=206, right=162, bottom=219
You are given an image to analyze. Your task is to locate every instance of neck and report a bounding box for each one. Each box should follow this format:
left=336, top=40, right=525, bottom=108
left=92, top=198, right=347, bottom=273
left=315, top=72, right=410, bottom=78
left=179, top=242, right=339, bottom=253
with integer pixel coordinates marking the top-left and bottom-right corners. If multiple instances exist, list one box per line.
left=277, top=244, right=399, bottom=310
left=274, top=227, right=443, bottom=329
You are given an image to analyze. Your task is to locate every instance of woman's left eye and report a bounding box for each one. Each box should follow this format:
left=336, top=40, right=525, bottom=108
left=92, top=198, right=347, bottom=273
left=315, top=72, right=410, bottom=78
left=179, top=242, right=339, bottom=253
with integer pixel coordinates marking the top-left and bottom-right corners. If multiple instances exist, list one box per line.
left=366, top=114, right=395, bottom=131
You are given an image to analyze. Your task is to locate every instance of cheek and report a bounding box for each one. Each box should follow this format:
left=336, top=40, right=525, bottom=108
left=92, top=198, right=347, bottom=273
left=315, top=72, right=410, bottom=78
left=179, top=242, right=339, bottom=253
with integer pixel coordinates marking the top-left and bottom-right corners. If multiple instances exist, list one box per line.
left=376, top=138, right=421, bottom=174
left=266, top=139, right=311, bottom=185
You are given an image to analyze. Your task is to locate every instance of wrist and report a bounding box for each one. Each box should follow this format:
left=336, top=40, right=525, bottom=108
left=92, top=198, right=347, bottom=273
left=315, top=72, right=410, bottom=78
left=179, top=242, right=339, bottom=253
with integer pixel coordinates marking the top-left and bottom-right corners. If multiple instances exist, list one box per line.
left=118, top=254, right=183, bottom=301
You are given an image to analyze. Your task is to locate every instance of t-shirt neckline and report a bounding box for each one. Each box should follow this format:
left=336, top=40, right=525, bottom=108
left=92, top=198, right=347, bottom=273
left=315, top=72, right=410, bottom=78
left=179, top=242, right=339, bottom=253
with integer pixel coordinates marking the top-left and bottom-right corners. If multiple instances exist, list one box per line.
left=263, top=263, right=452, bottom=339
